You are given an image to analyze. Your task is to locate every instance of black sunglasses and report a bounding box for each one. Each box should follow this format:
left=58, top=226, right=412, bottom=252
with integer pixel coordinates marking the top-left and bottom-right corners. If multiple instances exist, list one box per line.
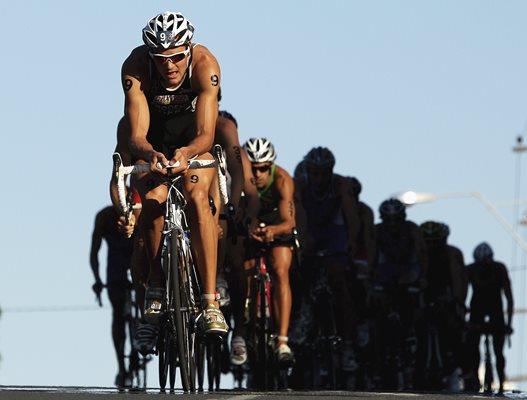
left=252, top=164, right=271, bottom=174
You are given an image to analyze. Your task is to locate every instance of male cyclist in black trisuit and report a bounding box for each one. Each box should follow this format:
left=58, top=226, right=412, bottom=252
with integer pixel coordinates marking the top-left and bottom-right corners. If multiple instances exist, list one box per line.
left=372, top=198, right=427, bottom=389
left=464, top=242, right=513, bottom=394
left=295, top=147, right=361, bottom=371
left=121, top=11, right=228, bottom=335
left=243, top=137, right=296, bottom=365
left=417, top=221, right=467, bottom=391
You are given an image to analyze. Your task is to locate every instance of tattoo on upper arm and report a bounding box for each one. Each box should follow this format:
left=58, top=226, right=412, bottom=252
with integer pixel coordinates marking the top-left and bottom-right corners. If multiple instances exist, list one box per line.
left=288, top=201, right=294, bottom=217
left=233, top=146, right=242, bottom=163
left=211, top=75, right=219, bottom=87
left=123, top=79, right=133, bottom=92
left=190, top=175, right=199, bottom=184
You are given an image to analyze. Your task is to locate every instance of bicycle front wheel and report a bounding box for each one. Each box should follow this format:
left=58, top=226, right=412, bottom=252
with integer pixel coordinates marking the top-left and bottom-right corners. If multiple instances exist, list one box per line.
left=171, top=233, right=196, bottom=392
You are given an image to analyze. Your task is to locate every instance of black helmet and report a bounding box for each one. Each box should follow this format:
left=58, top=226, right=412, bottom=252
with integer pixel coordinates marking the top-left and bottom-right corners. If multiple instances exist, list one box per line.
left=379, top=198, right=406, bottom=220
left=420, top=220, right=450, bottom=242
left=304, top=146, right=335, bottom=169
left=347, top=176, right=362, bottom=197
left=473, top=242, right=493, bottom=262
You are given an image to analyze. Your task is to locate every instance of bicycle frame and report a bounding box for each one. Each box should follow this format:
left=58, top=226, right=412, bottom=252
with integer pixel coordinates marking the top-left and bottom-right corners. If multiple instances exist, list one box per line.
left=246, top=245, right=274, bottom=390
left=159, top=175, right=201, bottom=393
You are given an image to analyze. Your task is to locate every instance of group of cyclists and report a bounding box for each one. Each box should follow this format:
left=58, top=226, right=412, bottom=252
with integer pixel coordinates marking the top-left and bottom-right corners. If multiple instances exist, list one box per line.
left=89, top=11, right=515, bottom=393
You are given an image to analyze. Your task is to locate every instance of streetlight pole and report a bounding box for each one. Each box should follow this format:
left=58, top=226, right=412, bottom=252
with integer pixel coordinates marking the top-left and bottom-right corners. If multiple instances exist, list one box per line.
left=512, top=136, right=527, bottom=261
left=396, top=190, right=527, bottom=255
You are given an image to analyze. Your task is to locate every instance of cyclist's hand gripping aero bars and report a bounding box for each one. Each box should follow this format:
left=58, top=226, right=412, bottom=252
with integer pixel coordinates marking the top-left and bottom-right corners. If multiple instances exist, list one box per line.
left=112, top=150, right=229, bottom=214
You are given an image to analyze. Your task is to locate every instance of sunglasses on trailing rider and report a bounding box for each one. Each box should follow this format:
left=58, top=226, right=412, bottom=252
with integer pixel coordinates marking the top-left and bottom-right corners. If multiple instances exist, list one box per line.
left=149, top=47, right=190, bottom=64
left=252, top=164, right=271, bottom=174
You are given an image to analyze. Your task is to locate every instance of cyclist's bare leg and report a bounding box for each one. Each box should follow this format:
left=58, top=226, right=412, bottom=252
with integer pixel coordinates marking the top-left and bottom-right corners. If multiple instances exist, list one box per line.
left=328, top=263, right=353, bottom=339
left=131, top=234, right=147, bottom=317
left=182, top=153, right=219, bottom=305
left=492, top=332, right=506, bottom=391
left=108, top=289, right=127, bottom=376
left=270, top=246, right=293, bottom=345
left=227, top=238, right=248, bottom=337
left=136, top=175, right=167, bottom=288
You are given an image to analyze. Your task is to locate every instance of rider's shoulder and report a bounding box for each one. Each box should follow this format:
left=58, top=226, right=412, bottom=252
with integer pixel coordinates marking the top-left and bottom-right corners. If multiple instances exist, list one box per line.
left=123, top=45, right=149, bottom=65
left=275, top=164, right=293, bottom=180
left=122, top=45, right=150, bottom=78
left=358, top=201, right=374, bottom=218
left=447, top=244, right=464, bottom=258
left=447, top=244, right=466, bottom=265
left=192, top=44, right=219, bottom=72
left=274, top=165, right=294, bottom=188
left=405, top=220, right=422, bottom=232
left=333, top=174, right=354, bottom=195
left=97, top=205, right=118, bottom=221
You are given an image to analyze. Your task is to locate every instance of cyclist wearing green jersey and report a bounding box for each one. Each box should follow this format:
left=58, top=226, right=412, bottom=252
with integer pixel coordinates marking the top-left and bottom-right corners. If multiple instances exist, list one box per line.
left=243, top=137, right=296, bottom=365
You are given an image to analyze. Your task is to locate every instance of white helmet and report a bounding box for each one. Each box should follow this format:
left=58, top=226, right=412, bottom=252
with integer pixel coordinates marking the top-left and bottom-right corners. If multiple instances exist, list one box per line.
left=243, top=138, right=277, bottom=163
left=142, top=12, right=194, bottom=50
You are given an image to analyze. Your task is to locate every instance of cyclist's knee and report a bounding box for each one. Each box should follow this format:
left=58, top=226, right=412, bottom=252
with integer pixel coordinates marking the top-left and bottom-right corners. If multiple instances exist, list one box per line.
left=187, top=187, right=211, bottom=214
left=273, top=265, right=290, bottom=284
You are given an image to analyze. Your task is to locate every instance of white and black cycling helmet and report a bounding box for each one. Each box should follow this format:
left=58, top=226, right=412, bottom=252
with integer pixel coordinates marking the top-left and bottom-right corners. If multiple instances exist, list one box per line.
left=243, top=138, right=277, bottom=163
left=473, top=242, right=493, bottom=262
left=304, top=146, right=335, bottom=169
left=142, top=12, right=194, bottom=50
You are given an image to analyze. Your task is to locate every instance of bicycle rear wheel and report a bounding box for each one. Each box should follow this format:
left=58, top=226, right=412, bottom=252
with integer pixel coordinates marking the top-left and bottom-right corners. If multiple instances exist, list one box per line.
left=259, top=275, right=270, bottom=389
left=171, top=233, right=197, bottom=392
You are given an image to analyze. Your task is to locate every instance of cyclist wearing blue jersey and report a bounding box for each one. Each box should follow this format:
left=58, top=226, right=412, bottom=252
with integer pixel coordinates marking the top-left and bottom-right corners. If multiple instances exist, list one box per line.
left=121, top=11, right=227, bottom=335
left=295, top=147, right=361, bottom=371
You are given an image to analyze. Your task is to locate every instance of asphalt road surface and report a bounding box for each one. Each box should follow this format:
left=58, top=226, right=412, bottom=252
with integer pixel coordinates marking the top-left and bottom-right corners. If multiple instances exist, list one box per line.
left=1, top=387, right=526, bottom=400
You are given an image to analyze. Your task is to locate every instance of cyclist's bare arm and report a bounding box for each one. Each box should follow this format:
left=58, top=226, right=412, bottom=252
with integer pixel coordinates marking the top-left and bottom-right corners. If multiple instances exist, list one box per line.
left=409, top=221, right=428, bottom=284
left=108, top=118, right=138, bottom=236
left=254, top=166, right=295, bottom=242
left=89, top=209, right=106, bottom=286
left=361, top=202, right=377, bottom=267
left=337, top=176, right=360, bottom=256
left=184, top=46, right=221, bottom=163
left=293, top=178, right=315, bottom=253
left=448, top=245, right=468, bottom=302
left=122, top=47, right=167, bottom=170
left=110, top=117, right=132, bottom=211
left=241, top=148, right=260, bottom=231
left=500, top=263, right=514, bottom=326
left=216, top=116, right=244, bottom=211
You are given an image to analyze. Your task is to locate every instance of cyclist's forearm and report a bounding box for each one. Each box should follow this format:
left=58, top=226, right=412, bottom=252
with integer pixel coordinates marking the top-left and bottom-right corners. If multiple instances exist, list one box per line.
left=271, top=220, right=295, bottom=237
left=179, top=132, right=213, bottom=159
left=109, top=177, right=122, bottom=214
left=129, top=137, right=156, bottom=161
left=90, top=259, right=101, bottom=281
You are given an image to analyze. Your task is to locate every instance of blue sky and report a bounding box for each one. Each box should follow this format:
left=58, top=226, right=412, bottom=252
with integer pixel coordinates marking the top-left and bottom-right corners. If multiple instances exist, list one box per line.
left=2, top=0, right=527, bottom=389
